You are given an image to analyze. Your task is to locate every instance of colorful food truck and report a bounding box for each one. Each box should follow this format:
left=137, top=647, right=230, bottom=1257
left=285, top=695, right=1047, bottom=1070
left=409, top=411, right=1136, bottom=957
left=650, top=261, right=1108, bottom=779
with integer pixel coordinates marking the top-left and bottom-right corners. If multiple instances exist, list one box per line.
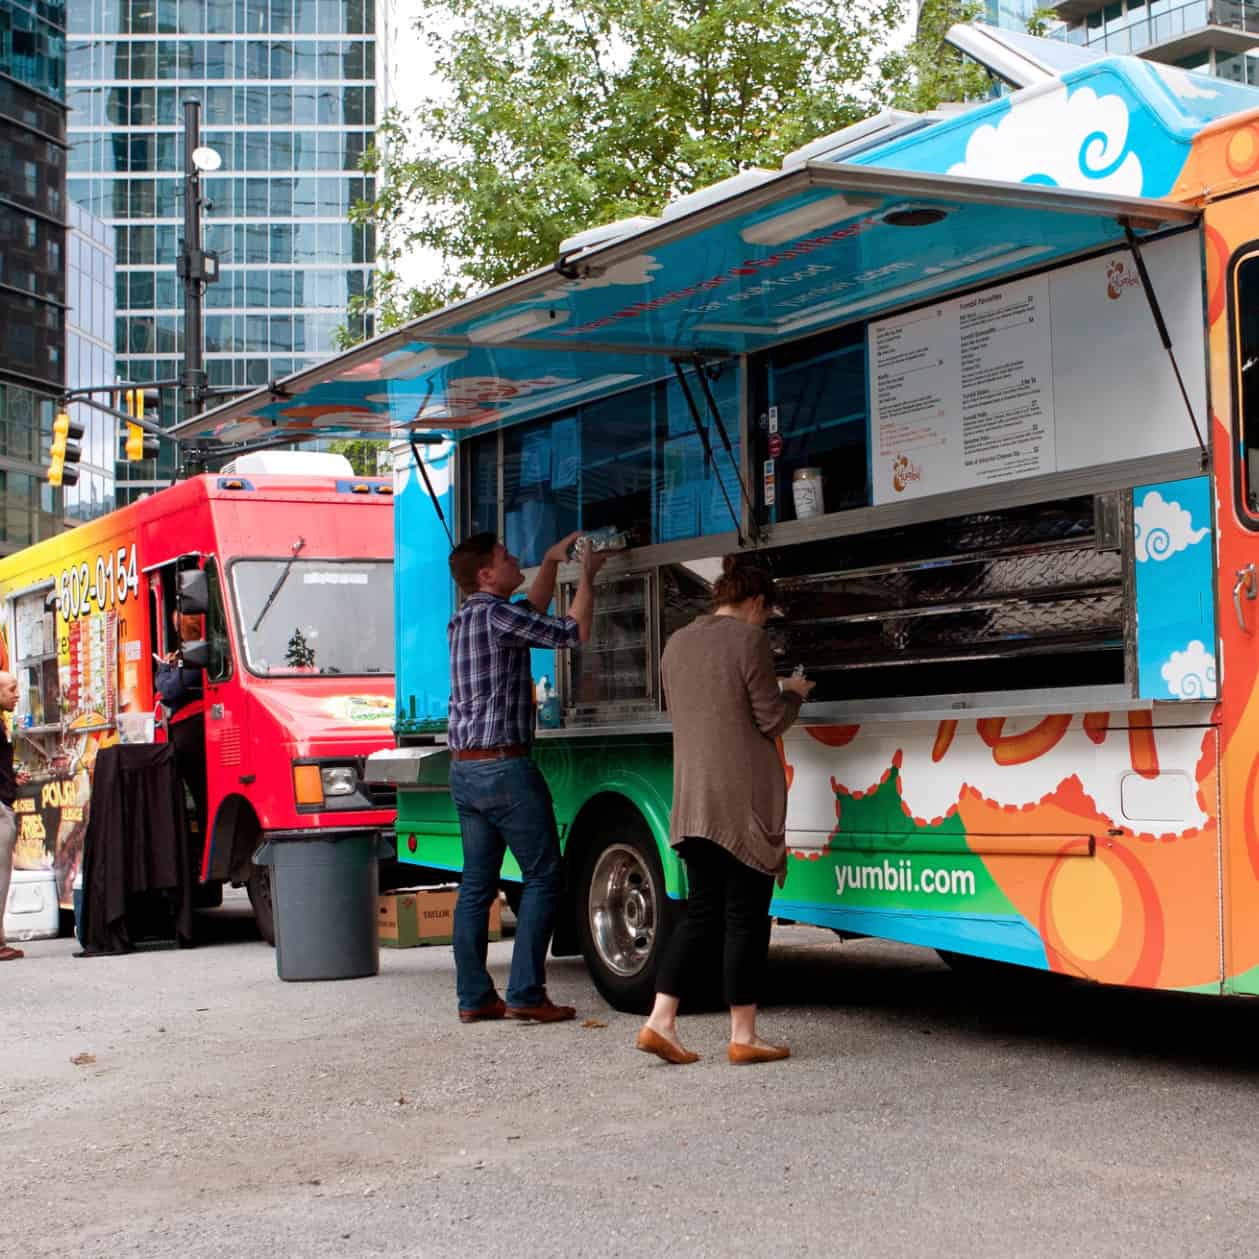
left=0, top=452, right=396, bottom=940
left=178, top=29, right=1259, bottom=1008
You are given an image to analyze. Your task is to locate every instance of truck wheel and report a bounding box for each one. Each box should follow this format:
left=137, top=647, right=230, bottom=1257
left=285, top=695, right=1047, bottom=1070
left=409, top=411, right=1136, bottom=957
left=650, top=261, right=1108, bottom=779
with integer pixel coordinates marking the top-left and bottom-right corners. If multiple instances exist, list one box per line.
left=577, top=822, right=676, bottom=1014
left=247, top=864, right=276, bottom=946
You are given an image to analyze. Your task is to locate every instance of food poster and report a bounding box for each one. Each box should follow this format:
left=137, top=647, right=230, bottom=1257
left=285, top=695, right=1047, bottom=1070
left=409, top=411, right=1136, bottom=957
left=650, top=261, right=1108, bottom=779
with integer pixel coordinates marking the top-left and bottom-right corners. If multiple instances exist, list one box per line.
left=0, top=519, right=148, bottom=905
left=64, top=610, right=118, bottom=729
left=12, top=774, right=89, bottom=901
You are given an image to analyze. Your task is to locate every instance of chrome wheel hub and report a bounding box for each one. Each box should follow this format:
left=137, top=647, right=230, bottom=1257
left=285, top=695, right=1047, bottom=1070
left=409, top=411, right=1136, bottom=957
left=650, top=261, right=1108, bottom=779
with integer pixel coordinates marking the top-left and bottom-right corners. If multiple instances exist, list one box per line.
left=587, top=843, right=656, bottom=979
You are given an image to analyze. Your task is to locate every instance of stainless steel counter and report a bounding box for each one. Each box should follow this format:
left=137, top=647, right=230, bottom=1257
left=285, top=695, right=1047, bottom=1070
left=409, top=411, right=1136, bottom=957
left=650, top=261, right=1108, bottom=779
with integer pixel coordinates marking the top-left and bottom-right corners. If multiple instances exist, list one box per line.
left=538, top=686, right=1215, bottom=738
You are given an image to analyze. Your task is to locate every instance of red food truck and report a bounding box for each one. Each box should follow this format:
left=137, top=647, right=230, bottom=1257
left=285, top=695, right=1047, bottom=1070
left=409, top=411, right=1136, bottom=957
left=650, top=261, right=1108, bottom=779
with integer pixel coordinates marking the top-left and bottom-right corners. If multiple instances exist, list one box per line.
left=0, top=451, right=396, bottom=941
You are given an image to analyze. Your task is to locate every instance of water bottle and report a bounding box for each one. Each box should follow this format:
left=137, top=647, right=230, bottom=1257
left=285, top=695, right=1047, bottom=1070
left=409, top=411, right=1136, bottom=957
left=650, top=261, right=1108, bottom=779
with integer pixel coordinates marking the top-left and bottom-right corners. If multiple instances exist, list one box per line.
left=536, top=676, right=562, bottom=729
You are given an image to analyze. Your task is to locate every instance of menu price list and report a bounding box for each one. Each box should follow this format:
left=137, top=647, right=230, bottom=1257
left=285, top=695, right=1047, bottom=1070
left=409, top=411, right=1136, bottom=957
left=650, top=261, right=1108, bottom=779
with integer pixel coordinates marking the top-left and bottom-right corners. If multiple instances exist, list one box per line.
left=870, top=277, right=1055, bottom=504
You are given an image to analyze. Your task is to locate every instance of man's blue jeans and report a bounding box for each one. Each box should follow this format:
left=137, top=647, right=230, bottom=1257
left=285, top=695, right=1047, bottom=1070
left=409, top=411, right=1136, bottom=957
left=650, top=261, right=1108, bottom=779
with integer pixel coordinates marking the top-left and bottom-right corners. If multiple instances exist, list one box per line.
left=449, top=756, right=564, bottom=1011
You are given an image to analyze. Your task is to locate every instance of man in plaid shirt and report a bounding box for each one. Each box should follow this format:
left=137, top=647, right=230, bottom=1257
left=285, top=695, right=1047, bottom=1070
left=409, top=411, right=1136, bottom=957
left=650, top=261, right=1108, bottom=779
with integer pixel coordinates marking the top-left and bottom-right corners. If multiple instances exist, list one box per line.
left=446, top=530, right=608, bottom=1024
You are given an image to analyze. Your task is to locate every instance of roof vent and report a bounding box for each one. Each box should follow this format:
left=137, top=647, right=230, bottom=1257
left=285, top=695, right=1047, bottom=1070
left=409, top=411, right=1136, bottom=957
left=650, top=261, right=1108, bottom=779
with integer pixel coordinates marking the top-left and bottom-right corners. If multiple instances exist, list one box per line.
left=781, top=110, right=928, bottom=169
left=661, top=168, right=777, bottom=221
left=559, top=216, right=661, bottom=256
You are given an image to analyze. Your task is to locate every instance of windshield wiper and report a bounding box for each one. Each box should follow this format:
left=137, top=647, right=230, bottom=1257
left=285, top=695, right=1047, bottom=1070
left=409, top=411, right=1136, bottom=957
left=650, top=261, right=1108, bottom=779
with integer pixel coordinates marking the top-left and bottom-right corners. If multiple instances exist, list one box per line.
left=252, top=536, right=306, bottom=632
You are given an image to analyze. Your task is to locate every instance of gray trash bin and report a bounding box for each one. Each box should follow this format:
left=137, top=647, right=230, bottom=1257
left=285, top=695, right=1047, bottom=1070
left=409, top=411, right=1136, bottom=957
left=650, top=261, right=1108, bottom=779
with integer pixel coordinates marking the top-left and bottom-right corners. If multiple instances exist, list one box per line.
left=253, top=832, right=386, bottom=981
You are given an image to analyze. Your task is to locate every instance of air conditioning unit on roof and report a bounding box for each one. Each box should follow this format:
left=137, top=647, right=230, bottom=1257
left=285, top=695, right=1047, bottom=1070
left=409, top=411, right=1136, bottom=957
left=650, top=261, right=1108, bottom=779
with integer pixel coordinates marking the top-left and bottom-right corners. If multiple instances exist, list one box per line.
left=220, top=451, right=355, bottom=476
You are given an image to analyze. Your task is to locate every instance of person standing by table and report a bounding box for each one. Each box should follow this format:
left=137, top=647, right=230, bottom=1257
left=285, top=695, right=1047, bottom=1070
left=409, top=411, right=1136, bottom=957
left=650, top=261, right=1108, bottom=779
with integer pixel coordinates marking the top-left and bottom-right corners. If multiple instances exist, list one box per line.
left=636, top=555, right=814, bottom=1066
left=446, top=531, right=608, bottom=1025
left=0, top=670, right=22, bottom=961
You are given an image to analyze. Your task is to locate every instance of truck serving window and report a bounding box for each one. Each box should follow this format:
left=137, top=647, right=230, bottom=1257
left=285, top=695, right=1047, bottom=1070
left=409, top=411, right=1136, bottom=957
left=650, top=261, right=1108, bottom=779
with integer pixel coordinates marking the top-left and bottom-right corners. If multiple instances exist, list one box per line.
left=465, top=373, right=742, bottom=566
left=750, top=322, right=869, bottom=525
left=230, top=559, right=394, bottom=677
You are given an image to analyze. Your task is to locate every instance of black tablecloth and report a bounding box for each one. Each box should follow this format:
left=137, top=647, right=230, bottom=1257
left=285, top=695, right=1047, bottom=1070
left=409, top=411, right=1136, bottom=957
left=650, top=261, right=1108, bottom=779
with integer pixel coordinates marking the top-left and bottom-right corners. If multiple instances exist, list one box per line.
left=78, top=742, right=194, bottom=954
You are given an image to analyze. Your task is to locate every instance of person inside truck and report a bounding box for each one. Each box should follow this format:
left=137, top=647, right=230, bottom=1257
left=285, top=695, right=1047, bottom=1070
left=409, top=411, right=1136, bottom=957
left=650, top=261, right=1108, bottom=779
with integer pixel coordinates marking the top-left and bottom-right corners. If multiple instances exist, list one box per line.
left=446, top=530, right=608, bottom=1025
left=156, top=611, right=207, bottom=844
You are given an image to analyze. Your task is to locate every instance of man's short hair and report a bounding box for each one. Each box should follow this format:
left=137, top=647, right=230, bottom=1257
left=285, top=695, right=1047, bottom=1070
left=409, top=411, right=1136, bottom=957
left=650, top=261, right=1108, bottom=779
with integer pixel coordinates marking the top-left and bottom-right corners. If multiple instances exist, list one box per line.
left=449, top=532, right=498, bottom=595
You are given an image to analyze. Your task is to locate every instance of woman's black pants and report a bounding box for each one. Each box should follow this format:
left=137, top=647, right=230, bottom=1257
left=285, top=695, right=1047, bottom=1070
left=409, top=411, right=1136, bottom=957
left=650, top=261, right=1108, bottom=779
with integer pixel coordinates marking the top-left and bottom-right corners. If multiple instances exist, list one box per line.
left=655, top=837, right=774, bottom=1008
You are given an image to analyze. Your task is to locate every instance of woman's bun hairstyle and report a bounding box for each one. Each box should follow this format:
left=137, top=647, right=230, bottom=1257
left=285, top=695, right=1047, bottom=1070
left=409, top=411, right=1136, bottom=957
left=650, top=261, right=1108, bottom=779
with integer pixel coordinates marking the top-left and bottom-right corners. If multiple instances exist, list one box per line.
left=711, top=553, right=777, bottom=610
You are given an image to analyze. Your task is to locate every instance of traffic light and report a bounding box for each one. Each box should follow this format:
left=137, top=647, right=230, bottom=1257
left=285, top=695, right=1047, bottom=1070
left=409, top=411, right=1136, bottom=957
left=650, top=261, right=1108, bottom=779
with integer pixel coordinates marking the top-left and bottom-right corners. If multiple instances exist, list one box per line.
left=47, top=408, right=85, bottom=488
left=123, top=386, right=161, bottom=462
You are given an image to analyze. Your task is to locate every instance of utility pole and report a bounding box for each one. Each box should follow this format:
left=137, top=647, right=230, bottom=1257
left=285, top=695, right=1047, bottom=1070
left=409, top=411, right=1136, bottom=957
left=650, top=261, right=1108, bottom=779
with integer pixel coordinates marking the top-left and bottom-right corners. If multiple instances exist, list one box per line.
left=177, top=99, right=221, bottom=419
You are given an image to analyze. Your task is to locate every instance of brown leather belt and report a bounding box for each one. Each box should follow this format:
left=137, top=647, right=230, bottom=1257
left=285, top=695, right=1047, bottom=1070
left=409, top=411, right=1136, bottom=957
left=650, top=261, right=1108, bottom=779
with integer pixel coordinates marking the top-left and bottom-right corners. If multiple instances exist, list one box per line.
left=450, top=743, right=529, bottom=762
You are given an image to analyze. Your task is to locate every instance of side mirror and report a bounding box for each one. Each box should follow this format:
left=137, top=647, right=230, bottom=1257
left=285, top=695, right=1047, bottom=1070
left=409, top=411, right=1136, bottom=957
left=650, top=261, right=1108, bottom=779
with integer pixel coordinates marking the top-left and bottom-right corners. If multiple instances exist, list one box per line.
left=180, top=639, right=210, bottom=669
left=178, top=568, right=209, bottom=615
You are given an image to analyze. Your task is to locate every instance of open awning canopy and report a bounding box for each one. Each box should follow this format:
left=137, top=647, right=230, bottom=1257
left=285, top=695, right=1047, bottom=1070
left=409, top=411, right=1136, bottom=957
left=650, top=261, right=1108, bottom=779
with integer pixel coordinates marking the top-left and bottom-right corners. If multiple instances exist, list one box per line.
left=175, top=162, right=1198, bottom=447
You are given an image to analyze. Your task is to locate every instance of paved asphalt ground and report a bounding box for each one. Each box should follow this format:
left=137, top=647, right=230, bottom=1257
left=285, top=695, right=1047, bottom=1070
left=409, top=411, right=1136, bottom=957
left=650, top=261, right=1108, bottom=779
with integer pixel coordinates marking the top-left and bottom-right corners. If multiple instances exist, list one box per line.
left=5, top=890, right=1259, bottom=1258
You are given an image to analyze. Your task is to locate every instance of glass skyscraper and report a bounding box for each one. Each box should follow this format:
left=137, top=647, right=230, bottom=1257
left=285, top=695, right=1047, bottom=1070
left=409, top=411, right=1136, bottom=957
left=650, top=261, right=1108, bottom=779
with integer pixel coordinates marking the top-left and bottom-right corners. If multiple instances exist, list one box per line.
left=65, top=0, right=382, bottom=501
left=0, top=0, right=69, bottom=555
left=64, top=200, right=117, bottom=524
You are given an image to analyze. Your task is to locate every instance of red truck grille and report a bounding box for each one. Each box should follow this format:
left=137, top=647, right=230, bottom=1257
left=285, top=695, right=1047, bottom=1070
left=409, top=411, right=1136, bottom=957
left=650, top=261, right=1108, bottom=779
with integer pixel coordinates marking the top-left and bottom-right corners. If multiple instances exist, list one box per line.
left=219, top=728, right=241, bottom=766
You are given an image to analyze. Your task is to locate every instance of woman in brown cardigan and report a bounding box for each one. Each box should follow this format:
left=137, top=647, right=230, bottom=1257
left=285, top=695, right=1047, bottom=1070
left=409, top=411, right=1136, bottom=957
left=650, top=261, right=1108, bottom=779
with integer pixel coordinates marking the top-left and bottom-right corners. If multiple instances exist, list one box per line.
left=636, top=556, right=814, bottom=1066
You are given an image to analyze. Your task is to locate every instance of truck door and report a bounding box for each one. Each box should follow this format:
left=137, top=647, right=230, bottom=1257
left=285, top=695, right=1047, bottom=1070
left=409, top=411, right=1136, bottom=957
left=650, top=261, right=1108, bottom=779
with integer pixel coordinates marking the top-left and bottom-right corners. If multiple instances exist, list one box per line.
left=1219, top=236, right=1259, bottom=991
left=189, top=557, right=251, bottom=882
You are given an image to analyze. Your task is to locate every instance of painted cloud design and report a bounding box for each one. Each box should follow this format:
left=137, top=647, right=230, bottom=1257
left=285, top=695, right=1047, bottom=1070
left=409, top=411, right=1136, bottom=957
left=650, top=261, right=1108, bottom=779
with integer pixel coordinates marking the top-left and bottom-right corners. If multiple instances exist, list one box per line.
left=1161, top=640, right=1217, bottom=699
left=396, top=437, right=454, bottom=497
left=948, top=85, right=1144, bottom=195
left=1134, top=489, right=1208, bottom=562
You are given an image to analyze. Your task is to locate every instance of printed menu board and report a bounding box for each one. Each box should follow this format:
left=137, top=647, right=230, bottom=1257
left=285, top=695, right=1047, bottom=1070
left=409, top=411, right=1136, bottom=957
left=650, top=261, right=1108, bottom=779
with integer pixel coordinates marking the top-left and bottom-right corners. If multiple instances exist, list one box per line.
left=869, top=276, right=1054, bottom=505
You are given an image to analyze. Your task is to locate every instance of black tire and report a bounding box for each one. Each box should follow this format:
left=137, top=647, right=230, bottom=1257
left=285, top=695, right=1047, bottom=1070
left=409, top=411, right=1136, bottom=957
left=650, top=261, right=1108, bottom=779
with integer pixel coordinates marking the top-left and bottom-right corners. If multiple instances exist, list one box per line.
left=247, top=864, right=276, bottom=946
left=576, top=814, right=677, bottom=1014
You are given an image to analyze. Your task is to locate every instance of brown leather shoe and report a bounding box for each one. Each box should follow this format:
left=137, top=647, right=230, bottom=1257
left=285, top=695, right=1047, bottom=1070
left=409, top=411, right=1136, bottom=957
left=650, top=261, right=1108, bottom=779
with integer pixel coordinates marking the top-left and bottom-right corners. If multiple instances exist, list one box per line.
left=728, top=1040, right=790, bottom=1065
left=458, top=995, right=506, bottom=1023
left=636, top=1025, right=699, bottom=1065
left=504, top=995, right=576, bottom=1023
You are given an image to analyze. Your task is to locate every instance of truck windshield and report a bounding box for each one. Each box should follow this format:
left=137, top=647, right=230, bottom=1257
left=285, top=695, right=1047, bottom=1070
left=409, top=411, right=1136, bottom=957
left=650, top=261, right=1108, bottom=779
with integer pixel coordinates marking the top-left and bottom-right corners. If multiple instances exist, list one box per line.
left=231, top=559, right=395, bottom=677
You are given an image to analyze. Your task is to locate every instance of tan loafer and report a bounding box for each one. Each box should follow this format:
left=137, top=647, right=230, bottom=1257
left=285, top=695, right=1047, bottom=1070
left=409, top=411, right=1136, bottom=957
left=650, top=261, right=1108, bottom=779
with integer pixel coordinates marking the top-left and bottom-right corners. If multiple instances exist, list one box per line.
left=636, top=1026, right=699, bottom=1065
left=728, top=1040, right=790, bottom=1065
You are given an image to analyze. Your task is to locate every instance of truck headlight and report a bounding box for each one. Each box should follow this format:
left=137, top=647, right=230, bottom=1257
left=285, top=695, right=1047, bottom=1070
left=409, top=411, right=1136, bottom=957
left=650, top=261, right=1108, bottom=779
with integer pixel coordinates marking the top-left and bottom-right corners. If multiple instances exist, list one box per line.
left=293, top=763, right=359, bottom=805
left=320, top=765, right=357, bottom=797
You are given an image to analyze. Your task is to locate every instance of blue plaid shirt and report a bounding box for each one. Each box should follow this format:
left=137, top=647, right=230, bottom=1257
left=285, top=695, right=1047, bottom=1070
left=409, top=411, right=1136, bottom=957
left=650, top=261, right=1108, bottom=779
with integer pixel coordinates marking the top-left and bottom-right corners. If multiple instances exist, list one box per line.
left=447, top=592, right=581, bottom=750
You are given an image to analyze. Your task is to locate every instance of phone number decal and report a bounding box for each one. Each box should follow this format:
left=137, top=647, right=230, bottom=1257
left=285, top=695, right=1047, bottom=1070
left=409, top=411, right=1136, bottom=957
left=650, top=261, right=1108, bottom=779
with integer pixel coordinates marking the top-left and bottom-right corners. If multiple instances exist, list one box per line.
left=58, top=544, right=139, bottom=620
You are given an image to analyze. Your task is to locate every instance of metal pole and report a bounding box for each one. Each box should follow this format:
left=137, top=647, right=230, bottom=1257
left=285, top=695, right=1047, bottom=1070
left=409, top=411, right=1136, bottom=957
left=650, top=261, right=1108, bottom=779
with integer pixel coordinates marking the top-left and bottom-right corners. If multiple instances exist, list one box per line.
left=181, top=99, right=205, bottom=419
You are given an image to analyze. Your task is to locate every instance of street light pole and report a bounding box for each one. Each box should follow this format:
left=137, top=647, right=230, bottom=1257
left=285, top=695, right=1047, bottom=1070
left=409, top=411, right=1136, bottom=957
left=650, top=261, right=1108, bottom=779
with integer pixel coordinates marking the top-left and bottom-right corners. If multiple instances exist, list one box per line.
left=180, top=99, right=205, bottom=416
left=177, top=100, right=221, bottom=421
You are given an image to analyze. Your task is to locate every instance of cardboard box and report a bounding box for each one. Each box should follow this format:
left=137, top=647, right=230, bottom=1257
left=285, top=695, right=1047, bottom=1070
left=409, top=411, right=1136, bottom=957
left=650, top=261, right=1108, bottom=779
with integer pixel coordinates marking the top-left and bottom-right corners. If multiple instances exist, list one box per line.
left=378, top=885, right=502, bottom=948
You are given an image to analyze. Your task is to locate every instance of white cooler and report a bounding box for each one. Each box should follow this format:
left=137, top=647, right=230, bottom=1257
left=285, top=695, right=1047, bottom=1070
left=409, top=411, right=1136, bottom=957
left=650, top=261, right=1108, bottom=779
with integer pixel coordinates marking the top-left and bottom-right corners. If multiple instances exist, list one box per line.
left=4, top=869, right=60, bottom=941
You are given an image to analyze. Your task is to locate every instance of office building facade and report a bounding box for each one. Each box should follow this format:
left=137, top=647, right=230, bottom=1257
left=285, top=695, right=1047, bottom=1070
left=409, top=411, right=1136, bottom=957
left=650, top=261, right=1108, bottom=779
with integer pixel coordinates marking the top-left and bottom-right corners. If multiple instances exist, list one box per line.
left=1051, top=0, right=1259, bottom=82
left=65, top=0, right=383, bottom=501
left=64, top=200, right=117, bottom=523
left=0, top=0, right=69, bottom=555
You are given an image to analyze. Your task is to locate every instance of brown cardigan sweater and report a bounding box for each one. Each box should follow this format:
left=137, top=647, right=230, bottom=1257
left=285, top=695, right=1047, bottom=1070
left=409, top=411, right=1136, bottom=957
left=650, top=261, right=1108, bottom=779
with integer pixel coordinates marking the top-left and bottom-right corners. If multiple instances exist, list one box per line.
left=661, top=614, right=803, bottom=884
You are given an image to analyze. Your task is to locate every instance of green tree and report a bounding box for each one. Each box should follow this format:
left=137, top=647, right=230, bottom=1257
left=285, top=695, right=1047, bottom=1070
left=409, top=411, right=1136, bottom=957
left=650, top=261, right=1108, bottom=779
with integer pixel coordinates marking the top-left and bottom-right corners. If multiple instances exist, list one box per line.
left=350, top=0, right=907, bottom=333
left=893, top=0, right=991, bottom=115
left=328, top=437, right=389, bottom=476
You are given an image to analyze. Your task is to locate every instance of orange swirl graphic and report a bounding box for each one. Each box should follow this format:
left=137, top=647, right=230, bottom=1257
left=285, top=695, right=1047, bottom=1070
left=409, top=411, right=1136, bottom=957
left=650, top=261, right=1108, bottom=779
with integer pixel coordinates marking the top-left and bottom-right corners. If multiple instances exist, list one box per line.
left=976, top=715, right=1072, bottom=765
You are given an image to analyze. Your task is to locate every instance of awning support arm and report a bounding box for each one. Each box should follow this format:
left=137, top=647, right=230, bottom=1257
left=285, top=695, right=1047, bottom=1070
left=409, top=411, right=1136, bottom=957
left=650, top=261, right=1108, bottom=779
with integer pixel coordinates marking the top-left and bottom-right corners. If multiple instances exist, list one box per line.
left=693, top=360, right=761, bottom=541
left=672, top=359, right=744, bottom=548
left=410, top=427, right=454, bottom=549
left=1122, top=222, right=1207, bottom=465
